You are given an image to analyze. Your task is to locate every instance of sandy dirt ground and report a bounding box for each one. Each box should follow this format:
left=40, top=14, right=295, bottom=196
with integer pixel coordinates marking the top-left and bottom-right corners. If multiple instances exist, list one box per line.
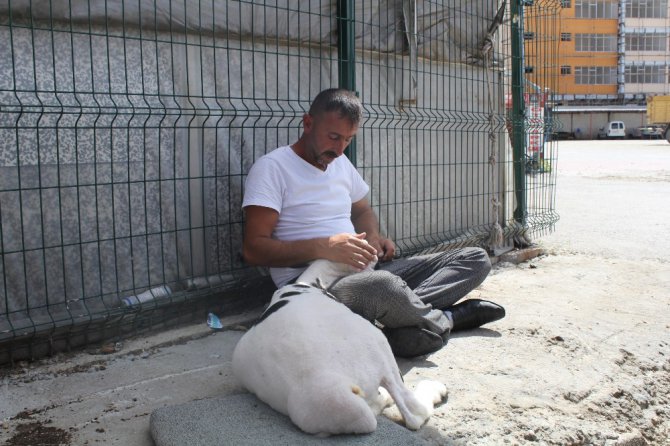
left=403, top=140, right=670, bottom=445
left=1, top=139, right=669, bottom=445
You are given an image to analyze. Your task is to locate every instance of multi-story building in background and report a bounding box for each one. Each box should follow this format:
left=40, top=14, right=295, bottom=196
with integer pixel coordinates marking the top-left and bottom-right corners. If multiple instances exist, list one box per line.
left=623, top=0, right=670, bottom=100
left=523, top=0, right=670, bottom=137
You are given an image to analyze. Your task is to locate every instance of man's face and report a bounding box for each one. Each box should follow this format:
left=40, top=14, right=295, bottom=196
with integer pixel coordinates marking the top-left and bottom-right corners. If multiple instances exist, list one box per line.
left=302, top=111, right=359, bottom=169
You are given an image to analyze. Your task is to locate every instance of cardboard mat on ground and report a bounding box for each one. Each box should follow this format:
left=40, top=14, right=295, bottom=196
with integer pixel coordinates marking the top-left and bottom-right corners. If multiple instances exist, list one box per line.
left=150, top=393, right=429, bottom=446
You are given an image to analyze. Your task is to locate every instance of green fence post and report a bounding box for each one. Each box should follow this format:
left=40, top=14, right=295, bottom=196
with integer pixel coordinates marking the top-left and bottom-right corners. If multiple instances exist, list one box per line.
left=511, top=0, right=526, bottom=224
left=337, top=0, right=356, bottom=163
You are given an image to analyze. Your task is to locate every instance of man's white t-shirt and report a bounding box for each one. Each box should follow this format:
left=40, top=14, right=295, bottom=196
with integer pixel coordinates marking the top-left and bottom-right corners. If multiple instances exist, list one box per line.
left=242, top=145, right=369, bottom=287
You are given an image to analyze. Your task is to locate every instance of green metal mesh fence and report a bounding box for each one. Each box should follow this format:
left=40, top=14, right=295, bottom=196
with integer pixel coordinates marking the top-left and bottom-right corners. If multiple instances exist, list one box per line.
left=519, top=0, right=560, bottom=240
left=0, top=0, right=559, bottom=363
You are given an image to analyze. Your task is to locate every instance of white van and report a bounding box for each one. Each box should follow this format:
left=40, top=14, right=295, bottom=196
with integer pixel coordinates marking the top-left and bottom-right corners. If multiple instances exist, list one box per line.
left=597, top=121, right=626, bottom=139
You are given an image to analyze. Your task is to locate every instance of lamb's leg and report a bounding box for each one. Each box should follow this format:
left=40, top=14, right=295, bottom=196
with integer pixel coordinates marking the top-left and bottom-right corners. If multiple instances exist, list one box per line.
left=414, top=380, right=448, bottom=409
left=381, top=376, right=446, bottom=430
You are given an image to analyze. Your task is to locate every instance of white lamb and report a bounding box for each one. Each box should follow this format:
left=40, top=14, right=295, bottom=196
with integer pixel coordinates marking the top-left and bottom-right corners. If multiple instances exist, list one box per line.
left=231, top=258, right=447, bottom=436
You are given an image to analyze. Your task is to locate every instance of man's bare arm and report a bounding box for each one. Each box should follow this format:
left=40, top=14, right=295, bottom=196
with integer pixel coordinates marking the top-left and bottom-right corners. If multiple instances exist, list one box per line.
left=242, top=205, right=377, bottom=268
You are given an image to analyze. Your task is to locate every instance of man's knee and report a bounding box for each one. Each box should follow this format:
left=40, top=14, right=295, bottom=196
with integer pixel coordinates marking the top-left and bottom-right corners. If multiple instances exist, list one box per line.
left=462, top=247, right=492, bottom=275
left=331, top=271, right=407, bottom=319
left=345, top=271, right=413, bottom=303
left=360, top=270, right=406, bottom=290
left=428, top=247, right=491, bottom=276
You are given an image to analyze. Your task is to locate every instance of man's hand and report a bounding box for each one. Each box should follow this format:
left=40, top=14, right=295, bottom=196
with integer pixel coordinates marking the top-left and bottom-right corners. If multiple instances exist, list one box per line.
left=350, top=198, right=396, bottom=263
left=366, top=235, right=396, bottom=262
left=325, top=232, right=378, bottom=270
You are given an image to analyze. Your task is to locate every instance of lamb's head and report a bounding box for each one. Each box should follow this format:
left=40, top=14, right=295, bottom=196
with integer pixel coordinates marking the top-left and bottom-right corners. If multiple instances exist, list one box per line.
left=297, top=257, right=377, bottom=290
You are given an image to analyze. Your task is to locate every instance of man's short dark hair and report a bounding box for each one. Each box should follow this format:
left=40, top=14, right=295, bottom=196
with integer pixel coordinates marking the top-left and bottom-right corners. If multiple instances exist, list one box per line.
left=309, top=88, right=362, bottom=124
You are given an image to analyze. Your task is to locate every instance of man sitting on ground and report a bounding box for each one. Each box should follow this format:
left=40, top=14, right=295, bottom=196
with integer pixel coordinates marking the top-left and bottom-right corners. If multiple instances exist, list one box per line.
left=242, top=88, right=505, bottom=357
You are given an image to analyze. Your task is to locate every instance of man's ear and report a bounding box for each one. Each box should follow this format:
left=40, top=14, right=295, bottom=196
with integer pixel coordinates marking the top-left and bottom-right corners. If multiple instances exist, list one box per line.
left=302, top=113, right=313, bottom=133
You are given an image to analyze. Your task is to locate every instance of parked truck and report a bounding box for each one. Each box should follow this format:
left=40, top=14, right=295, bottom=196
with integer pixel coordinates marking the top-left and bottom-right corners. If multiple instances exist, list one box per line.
left=646, top=95, right=670, bottom=142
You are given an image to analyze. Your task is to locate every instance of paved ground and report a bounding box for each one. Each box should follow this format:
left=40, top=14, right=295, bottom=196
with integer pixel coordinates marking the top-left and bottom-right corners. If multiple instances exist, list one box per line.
left=1, top=139, right=669, bottom=445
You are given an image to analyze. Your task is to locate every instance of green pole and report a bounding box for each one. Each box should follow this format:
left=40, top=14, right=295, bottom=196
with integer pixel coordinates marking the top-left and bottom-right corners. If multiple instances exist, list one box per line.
left=337, top=0, right=356, bottom=163
left=511, top=0, right=526, bottom=224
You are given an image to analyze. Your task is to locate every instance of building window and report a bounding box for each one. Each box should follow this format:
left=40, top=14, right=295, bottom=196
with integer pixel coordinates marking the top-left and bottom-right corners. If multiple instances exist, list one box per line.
left=626, top=33, right=667, bottom=52
left=575, top=34, right=617, bottom=52
left=561, top=33, right=572, bottom=41
left=625, top=65, right=666, bottom=83
left=626, top=0, right=668, bottom=18
left=524, top=32, right=536, bottom=40
left=574, top=66, right=617, bottom=84
left=561, top=65, right=572, bottom=75
left=561, top=0, right=572, bottom=6
left=525, top=66, right=535, bottom=74
left=575, top=0, right=618, bottom=18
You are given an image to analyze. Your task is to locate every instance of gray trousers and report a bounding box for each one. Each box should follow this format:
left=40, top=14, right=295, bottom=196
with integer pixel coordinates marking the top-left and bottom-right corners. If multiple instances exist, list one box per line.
left=329, top=247, right=491, bottom=336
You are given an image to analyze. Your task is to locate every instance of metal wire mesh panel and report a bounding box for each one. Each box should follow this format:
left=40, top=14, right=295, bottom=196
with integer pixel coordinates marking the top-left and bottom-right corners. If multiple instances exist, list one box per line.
left=0, top=0, right=559, bottom=362
left=354, top=1, right=511, bottom=255
left=513, top=0, right=561, bottom=238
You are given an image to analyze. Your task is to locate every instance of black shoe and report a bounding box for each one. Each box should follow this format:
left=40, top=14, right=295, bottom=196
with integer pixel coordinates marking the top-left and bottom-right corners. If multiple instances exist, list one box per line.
left=447, top=299, right=505, bottom=332
left=383, top=326, right=446, bottom=358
